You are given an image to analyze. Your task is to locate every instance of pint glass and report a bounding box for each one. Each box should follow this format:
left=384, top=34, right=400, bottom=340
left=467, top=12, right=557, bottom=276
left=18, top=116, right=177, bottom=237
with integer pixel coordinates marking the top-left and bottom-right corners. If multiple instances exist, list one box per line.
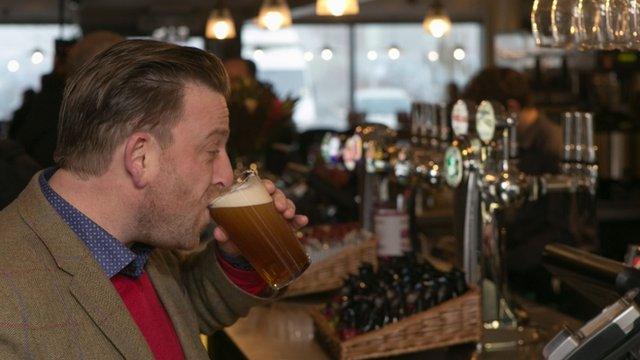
left=208, top=171, right=310, bottom=290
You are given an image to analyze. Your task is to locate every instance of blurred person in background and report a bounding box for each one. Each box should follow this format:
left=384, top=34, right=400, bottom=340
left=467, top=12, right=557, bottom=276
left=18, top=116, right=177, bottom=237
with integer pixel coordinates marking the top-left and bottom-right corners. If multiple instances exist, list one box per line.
left=0, top=139, right=40, bottom=209
left=8, top=89, right=36, bottom=140
left=15, top=31, right=124, bottom=168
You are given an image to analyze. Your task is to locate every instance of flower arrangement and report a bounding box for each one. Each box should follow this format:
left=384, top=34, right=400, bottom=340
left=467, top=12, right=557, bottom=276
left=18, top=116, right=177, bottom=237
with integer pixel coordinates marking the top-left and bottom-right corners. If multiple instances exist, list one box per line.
left=227, top=77, right=298, bottom=168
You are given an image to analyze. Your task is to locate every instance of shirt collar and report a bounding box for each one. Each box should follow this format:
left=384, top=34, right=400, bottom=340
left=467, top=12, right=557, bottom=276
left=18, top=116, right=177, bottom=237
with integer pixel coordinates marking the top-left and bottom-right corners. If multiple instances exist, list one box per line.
left=39, top=168, right=151, bottom=278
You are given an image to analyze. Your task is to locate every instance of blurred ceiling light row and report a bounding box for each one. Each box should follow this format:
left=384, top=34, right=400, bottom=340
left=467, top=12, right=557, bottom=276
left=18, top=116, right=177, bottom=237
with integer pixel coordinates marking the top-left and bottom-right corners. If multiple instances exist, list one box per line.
left=207, top=0, right=451, bottom=40
left=5, top=49, right=45, bottom=73
left=252, top=45, right=464, bottom=63
left=206, top=0, right=358, bottom=40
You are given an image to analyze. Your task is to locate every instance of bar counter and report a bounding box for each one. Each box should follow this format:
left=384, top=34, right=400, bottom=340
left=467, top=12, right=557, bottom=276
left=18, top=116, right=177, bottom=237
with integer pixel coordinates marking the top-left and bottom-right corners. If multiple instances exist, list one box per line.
left=224, top=295, right=582, bottom=360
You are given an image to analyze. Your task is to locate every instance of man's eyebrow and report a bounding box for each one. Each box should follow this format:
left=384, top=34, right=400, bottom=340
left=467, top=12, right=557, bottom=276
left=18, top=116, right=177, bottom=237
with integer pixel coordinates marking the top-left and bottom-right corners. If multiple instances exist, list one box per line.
left=205, top=128, right=229, bottom=140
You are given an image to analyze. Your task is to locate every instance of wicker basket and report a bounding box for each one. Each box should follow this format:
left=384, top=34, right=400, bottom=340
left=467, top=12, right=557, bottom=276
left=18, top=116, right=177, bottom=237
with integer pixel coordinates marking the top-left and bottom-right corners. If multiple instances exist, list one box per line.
left=311, top=287, right=481, bottom=359
left=285, top=236, right=378, bottom=297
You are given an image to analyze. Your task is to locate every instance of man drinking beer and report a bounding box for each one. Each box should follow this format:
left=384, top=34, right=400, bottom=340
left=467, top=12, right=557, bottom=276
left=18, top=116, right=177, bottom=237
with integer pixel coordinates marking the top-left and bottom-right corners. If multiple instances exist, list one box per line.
left=0, top=39, right=307, bottom=359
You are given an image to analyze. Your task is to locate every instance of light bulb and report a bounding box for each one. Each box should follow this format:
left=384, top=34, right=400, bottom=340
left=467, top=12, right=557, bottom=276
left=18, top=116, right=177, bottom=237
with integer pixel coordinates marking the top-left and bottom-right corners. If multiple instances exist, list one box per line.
left=258, top=0, right=292, bottom=31
left=453, top=47, right=466, bottom=61
left=427, top=18, right=451, bottom=38
left=214, top=22, right=230, bottom=39
left=205, top=8, right=236, bottom=40
left=316, top=0, right=359, bottom=17
left=303, top=51, right=314, bottom=61
left=31, top=50, right=44, bottom=65
left=427, top=51, right=439, bottom=62
left=388, top=47, right=400, bottom=60
left=7, top=60, right=19, bottom=72
left=367, top=50, right=378, bottom=61
left=327, top=0, right=347, bottom=16
left=321, top=48, right=333, bottom=61
left=253, top=48, right=265, bottom=60
left=422, top=1, right=451, bottom=38
left=263, top=11, right=284, bottom=31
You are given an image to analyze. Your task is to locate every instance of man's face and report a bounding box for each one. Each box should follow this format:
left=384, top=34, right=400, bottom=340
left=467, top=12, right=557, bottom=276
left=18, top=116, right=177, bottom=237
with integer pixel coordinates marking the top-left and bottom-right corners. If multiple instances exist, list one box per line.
left=137, top=83, right=233, bottom=250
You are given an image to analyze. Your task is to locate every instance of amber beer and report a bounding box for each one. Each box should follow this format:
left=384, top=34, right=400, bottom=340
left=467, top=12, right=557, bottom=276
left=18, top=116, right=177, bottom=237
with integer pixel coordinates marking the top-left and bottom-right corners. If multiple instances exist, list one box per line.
left=208, top=171, right=310, bottom=290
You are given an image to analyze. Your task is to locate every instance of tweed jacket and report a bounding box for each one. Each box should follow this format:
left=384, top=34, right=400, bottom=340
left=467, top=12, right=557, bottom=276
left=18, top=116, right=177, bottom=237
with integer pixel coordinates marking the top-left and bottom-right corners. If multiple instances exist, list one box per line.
left=0, top=173, right=270, bottom=359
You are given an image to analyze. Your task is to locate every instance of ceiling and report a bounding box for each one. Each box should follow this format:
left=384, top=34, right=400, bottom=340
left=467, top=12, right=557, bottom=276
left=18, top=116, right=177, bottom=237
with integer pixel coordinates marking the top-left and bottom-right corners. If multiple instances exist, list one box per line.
left=0, top=0, right=534, bottom=36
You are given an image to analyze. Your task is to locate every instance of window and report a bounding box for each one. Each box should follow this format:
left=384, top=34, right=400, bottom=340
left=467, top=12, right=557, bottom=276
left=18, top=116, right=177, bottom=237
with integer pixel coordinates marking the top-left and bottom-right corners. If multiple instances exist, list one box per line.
left=355, top=23, right=482, bottom=128
left=242, top=24, right=350, bottom=132
left=242, top=22, right=483, bottom=132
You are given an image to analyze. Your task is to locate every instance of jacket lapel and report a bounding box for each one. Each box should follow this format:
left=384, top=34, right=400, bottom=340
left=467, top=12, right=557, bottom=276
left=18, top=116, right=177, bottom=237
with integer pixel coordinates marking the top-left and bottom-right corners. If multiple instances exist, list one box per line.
left=68, top=265, right=154, bottom=359
left=16, top=173, right=153, bottom=359
left=147, top=253, right=209, bottom=359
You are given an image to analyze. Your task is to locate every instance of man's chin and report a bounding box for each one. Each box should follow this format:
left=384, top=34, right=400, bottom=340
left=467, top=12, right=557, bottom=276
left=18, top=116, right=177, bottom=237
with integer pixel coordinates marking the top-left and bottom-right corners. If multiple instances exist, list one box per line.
left=179, top=238, right=201, bottom=251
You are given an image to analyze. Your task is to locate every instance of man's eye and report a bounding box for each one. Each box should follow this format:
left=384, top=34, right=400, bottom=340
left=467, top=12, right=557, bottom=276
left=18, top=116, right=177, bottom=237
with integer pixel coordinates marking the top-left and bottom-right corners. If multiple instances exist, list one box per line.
left=208, top=150, right=220, bottom=157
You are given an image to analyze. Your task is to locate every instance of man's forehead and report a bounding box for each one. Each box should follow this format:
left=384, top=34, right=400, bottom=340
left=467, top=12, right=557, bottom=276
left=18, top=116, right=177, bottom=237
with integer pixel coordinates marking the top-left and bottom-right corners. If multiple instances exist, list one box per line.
left=180, top=83, right=229, bottom=133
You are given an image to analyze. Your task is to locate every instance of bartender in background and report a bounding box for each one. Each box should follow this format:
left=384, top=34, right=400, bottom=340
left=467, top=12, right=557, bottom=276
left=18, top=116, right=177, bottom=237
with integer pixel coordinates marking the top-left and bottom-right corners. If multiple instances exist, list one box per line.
left=462, top=67, right=596, bottom=302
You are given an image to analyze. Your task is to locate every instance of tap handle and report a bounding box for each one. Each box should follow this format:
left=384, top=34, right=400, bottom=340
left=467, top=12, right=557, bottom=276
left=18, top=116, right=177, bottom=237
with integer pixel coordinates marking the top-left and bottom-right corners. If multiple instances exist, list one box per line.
left=583, top=112, right=596, bottom=164
left=438, top=103, right=450, bottom=144
left=507, top=113, right=518, bottom=159
left=574, top=111, right=584, bottom=163
left=419, top=103, right=429, bottom=144
left=425, top=103, right=438, bottom=140
left=410, top=102, right=422, bottom=140
left=501, top=127, right=510, bottom=172
left=562, top=111, right=575, bottom=163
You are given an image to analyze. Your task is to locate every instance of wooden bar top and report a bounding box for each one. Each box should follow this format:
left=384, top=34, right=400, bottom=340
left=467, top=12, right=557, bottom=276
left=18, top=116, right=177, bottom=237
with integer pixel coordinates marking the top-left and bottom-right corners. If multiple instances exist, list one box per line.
left=225, top=301, right=329, bottom=360
left=224, top=297, right=582, bottom=360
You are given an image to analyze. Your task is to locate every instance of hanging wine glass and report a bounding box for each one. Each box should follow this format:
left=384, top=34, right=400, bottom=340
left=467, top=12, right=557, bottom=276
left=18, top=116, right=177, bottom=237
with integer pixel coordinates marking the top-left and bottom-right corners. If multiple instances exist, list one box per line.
left=605, top=0, right=634, bottom=49
left=574, top=0, right=607, bottom=50
left=532, top=0, right=555, bottom=47
left=551, top=0, right=578, bottom=48
left=625, top=0, right=640, bottom=49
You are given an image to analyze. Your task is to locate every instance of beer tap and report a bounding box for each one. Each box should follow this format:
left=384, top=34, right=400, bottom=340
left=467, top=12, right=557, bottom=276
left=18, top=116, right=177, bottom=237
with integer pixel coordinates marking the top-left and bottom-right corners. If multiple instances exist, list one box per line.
left=444, top=99, right=482, bottom=285
left=479, top=115, right=531, bottom=210
left=477, top=109, right=532, bottom=331
left=537, top=112, right=599, bottom=197
left=336, top=101, right=455, bottom=257
left=411, top=102, right=446, bottom=187
left=443, top=99, right=599, bottom=351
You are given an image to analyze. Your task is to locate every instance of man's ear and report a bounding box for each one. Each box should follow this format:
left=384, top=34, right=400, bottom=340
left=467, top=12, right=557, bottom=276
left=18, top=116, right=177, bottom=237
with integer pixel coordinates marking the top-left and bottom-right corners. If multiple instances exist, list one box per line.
left=506, top=99, right=522, bottom=114
left=123, top=132, right=161, bottom=189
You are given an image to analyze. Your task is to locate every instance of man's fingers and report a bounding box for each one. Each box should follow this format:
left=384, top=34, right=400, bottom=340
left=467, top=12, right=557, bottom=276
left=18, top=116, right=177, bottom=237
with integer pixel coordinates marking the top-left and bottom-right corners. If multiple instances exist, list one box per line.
left=213, top=226, right=229, bottom=242
left=262, top=179, right=276, bottom=194
left=273, top=191, right=288, bottom=212
left=292, top=215, right=308, bottom=229
left=283, top=199, right=296, bottom=219
left=261, top=179, right=308, bottom=229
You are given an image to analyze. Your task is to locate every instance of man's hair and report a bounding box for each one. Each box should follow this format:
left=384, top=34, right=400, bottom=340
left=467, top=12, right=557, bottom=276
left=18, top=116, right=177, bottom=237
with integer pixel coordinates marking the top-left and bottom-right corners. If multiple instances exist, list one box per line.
left=55, top=39, right=230, bottom=177
left=66, top=31, right=125, bottom=75
left=462, top=67, right=533, bottom=108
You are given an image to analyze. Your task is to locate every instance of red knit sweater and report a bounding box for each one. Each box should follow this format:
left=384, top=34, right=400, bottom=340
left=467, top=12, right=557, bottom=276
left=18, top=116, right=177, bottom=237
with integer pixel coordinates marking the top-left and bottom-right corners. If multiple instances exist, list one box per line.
left=111, top=256, right=266, bottom=359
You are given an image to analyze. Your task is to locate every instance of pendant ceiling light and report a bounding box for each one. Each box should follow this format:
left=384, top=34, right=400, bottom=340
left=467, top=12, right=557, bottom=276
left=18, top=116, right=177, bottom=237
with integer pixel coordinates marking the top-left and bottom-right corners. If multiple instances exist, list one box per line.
left=258, top=0, right=292, bottom=31
left=205, top=3, right=236, bottom=40
left=316, top=0, right=359, bottom=17
left=422, top=0, right=451, bottom=38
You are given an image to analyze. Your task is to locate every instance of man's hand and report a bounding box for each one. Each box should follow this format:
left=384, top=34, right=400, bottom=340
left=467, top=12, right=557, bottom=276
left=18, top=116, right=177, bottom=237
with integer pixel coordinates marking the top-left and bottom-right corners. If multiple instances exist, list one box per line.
left=214, top=179, right=309, bottom=255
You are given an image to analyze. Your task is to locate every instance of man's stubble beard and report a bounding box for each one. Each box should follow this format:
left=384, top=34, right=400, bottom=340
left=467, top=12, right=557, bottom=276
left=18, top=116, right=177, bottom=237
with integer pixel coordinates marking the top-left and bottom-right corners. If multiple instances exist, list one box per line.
left=135, top=165, right=203, bottom=250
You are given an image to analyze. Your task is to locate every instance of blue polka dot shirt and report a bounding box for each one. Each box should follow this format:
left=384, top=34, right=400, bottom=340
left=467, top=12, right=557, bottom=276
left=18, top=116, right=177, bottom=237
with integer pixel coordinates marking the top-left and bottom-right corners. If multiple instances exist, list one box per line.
left=40, top=168, right=151, bottom=278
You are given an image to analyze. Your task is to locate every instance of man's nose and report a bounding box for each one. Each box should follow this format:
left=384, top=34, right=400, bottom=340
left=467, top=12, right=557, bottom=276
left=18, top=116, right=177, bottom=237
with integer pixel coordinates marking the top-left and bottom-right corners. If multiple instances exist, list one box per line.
left=212, top=154, right=234, bottom=188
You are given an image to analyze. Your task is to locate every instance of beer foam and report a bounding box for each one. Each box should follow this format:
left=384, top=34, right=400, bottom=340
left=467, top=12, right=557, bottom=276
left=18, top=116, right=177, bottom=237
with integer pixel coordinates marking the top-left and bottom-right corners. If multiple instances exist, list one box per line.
left=209, top=181, right=273, bottom=208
